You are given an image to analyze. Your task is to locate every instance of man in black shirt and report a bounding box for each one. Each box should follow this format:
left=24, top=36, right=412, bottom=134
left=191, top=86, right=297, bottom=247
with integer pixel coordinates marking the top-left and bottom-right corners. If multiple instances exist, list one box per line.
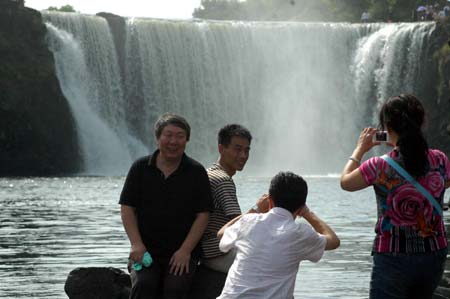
left=119, top=113, right=212, bottom=299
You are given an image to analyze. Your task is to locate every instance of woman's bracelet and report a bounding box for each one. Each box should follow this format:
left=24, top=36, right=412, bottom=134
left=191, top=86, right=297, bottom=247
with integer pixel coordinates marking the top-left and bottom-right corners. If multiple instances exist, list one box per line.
left=349, top=156, right=361, bottom=165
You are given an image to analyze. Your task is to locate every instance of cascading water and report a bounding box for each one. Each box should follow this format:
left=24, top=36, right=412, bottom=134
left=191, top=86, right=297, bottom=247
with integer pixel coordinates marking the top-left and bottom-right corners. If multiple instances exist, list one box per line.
left=352, top=22, right=436, bottom=122
left=44, top=12, right=146, bottom=175
left=43, top=12, right=436, bottom=175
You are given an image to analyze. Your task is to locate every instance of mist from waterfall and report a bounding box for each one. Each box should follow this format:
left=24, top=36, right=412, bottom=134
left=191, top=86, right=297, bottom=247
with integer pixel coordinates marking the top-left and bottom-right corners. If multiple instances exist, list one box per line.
left=44, top=12, right=147, bottom=175
left=43, top=12, right=436, bottom=175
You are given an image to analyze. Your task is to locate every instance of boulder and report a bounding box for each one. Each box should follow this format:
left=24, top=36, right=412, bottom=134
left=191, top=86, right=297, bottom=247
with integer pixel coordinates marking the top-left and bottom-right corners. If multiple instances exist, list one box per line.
left=433, top=286, right=450, bottom=299
left=439, top=275, right=450, bottom=289
left=64, top=267, right=130, bottom=299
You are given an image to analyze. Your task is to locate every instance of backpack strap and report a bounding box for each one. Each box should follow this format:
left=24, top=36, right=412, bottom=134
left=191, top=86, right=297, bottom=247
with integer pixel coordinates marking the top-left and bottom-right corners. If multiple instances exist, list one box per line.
left=381, top=155, right=443, bottom=216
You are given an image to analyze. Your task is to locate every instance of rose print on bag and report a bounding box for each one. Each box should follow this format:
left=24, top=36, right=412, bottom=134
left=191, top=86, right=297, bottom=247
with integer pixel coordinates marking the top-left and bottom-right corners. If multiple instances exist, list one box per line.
left=385, top=185, right=433, bottom=226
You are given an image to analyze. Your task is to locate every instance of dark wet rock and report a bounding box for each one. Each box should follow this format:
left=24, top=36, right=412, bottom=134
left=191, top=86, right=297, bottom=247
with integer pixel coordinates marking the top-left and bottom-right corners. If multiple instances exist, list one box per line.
left=96, top=12, right=126, bottom=80
left=95, top=11, right=145, bottom=140
left=0, top=2, right=80, bottom=176
left=422, top=20, right=450, bottom=158
left=439, top=275, right=450, bottom=289
left=65, top=267, right=130, bottom=299
left=433, top=286, right=450, bottom=299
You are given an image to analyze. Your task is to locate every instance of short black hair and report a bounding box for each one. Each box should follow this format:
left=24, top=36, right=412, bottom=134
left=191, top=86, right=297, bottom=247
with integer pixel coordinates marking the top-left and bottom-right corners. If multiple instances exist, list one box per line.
left=218, top=124, right=252, bottom=146
left=154, top=113, right=191, bottom=141
left=269, top=172, right=307, bottom=213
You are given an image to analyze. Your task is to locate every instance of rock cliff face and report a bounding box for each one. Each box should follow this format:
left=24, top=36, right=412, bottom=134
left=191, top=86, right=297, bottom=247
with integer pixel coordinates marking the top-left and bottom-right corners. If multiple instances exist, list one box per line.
left=425, top=20, right=450, bottom=156
left=96, top=12, right=127, bottom=81
left=0, top=2, right=80, bottom=176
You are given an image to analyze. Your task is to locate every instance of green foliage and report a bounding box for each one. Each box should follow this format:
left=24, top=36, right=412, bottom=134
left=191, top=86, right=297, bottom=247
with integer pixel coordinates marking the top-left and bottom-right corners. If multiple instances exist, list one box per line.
left=47, top=4, right=76, bottom=13
left=193, top=0, right=244, bottom=20
left=434, top=42, right=450, bottom=100
left=192, top=0, right=450, bottom=22
left=434, top=42, right=450, bottom=62
left=323, top=0, right=370, bottom=22
left=193, top=0, right=369, bottom=21
left=367, top=0, right=416, bottom=22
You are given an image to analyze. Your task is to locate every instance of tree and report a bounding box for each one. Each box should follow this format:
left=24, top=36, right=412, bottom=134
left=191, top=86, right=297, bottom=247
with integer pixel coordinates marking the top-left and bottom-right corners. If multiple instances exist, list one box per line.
left=47, top=4, right=76, bottom=13
left=193, top=0, right=244, bottom=20
left=192, top=0, right=450, bottom=22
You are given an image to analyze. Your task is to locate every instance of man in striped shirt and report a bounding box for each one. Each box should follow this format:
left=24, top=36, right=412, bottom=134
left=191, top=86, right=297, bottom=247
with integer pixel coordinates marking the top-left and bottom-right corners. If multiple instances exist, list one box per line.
left=189, top=124, right=267, bottom=299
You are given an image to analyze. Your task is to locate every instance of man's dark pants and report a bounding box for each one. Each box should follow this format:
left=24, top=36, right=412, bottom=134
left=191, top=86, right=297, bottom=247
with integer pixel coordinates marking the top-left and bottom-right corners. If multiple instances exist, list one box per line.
left=129, top=257, right=197, bottom=299
left=188, top=264, right=227, bottom=299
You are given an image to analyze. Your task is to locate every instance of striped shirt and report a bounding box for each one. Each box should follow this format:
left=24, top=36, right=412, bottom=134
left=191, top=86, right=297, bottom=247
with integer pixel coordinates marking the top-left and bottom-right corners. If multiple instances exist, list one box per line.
left=201, top=163, right=242, bottom=259
left=360, top=149, right=449, bottom=254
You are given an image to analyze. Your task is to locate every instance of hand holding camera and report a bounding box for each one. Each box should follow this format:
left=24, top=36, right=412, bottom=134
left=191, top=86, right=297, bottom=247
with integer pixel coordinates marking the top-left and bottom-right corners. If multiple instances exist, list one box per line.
left=374, top=131, right=388, bottom=143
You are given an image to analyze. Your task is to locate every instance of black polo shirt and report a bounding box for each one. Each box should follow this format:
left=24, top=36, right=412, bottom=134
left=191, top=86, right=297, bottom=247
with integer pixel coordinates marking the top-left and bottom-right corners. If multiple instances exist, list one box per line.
left=119, top=150, right=213, bottom=259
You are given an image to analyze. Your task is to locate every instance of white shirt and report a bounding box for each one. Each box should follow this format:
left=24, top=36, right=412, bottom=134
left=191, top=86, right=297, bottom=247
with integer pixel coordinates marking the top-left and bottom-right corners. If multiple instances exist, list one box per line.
left=218, top=207, right=327, bottom=299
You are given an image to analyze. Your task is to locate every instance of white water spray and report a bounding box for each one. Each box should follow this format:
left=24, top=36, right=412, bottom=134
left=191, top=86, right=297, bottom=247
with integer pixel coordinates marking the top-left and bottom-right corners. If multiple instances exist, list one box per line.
left=45, top=13, right=147, bottom=175
left=43, top=13, right=436, bottom=175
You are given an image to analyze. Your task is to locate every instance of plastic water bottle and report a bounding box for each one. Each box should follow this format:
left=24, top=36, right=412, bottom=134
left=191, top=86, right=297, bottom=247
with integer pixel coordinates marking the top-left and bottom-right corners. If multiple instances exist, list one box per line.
left=133, top=251, right=153, bottom=271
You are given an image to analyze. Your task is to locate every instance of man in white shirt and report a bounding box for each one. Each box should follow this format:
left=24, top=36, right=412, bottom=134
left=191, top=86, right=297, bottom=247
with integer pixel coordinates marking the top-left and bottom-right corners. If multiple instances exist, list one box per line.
left=217, top=171, right=340, bottom=299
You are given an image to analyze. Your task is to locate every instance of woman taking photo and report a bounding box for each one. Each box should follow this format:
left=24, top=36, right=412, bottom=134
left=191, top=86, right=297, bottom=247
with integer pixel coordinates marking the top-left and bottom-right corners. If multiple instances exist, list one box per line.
left=340, top=94, right=450, bottom=299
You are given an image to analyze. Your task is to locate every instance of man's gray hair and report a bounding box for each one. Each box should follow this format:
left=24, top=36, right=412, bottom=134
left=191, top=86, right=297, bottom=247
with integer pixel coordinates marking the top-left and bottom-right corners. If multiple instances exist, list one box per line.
left=154, top=113, right=191, bottom=141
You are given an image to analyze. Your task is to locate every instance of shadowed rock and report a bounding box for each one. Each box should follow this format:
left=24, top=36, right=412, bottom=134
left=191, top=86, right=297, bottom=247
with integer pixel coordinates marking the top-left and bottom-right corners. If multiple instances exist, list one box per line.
left=65, top=267, right=130, bottom=299
left=96, top=12, right=126, bottom=80
left=434, top=286, right=450, bottom=299
left=0, top=3, right=80, bottom=176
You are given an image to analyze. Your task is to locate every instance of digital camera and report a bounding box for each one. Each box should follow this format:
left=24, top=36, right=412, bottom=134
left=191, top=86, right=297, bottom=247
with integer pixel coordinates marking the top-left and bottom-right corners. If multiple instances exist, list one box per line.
left=375, top=131, right=388, bottom=142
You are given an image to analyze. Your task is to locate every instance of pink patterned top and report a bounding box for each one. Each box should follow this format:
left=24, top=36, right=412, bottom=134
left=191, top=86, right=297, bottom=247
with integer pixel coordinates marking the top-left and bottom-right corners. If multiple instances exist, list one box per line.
left=360, top=149, right=450, bottom=253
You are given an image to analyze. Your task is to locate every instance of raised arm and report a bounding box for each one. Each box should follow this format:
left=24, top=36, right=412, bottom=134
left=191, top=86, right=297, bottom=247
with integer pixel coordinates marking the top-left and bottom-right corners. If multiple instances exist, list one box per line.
left=341, top=127, right=378, bottom=191
left=302, top=209, right=340, bottom=250
left=218, top=194, right=270, bottom=239
left=217, top=214, right=243, bottom=240
left=340, top=155, right=368, bottom=191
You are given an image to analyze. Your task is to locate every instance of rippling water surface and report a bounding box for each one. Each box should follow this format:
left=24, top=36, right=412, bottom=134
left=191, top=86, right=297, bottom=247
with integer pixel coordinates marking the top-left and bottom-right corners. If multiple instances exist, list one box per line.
left=1, top=176, right=445, bottom=298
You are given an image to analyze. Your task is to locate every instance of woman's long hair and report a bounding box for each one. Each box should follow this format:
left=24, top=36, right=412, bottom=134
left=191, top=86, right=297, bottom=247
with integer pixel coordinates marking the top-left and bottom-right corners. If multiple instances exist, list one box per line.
left=379, top=94, right=429, bottom=177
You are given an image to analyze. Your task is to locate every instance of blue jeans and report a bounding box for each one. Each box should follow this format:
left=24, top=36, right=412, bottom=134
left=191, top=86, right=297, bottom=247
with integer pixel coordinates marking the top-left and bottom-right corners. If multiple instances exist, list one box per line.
left=370, top=248, right=448, bottom=299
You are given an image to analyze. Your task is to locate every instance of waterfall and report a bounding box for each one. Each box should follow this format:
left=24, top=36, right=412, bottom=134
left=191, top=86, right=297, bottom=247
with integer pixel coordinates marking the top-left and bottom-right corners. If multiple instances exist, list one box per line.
left=44, top=12, right=146, bottom=175
left=43, top=12, right=436, bottom=175
left=352, top=22, right=435, bottom=123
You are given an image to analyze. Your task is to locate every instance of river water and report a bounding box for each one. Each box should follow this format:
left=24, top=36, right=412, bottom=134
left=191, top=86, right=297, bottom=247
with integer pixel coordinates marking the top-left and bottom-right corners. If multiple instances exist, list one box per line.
left=0, top=176, right=448, bottom=298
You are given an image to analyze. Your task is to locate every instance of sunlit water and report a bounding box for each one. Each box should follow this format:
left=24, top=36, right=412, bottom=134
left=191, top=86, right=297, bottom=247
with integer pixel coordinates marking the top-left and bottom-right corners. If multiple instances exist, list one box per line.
left=0, top=176, right=448, bottom=298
